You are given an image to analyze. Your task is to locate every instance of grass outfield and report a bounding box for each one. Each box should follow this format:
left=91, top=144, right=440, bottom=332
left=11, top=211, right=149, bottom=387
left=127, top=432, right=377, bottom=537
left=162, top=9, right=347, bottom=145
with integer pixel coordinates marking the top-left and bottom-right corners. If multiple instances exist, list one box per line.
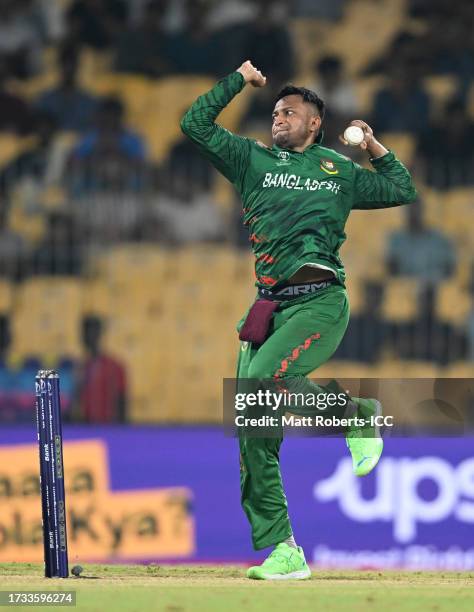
left=0, top=563, right=473, bottom=611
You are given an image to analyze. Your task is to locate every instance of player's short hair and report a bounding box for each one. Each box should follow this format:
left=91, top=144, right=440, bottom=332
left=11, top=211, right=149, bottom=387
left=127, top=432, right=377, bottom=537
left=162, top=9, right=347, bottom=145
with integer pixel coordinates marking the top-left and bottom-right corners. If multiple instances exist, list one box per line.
left=275, top=86, right=326, bottom=121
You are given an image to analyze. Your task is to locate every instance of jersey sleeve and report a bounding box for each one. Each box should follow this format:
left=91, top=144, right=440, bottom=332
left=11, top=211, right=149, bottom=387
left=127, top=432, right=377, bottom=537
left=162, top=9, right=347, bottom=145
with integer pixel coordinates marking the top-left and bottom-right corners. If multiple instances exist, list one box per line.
left=180, top=72, right=251, bottom=190
left=351, top=150, right=417, bottom=209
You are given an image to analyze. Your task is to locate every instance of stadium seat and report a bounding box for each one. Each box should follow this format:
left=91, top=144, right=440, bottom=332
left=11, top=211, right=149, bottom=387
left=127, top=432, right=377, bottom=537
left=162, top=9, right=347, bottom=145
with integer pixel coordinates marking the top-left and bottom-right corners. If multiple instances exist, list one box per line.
left=354, top=77, right=385, bottom=114
left=0, top=135, right=36, bottom=168
left=455, top=252, right=473, bottom=286
left=378, top=133, right=416, bottom=166
left=7, top=184, right=49, bottom=245
left=396, top=361, right=441, bottom=378
left=324, top=0, right=405, bottom=75
left=82, top=280, right=112, bottom=317
left=143, top=76, right=214, bottom=162
left=382, top=278, right=418, bottom=321
left=420, top=186, right=444, bottom=229
left=441, top=362, right=474, bottom=378
left=78, top=48, right=114, bottom=91
left=372, top=359, right=408, bottom=378
left=436, top=281, right=471, bottom=323
left=92, top=245, right=168, bottom=282
left=10, top=60, right=57, bottom=100
left=423, top=75, right=459, bottom=116
left=441, top=189, right=474, bottom=245
left=0, top=281, right=13, bottom=312
left=343, top=275, right=363, bottom=314
left=290, top=19, right=333, bottom=79
left=81, top=72, right=119, bottom=97
left=12, top=277, right=83, bottom=360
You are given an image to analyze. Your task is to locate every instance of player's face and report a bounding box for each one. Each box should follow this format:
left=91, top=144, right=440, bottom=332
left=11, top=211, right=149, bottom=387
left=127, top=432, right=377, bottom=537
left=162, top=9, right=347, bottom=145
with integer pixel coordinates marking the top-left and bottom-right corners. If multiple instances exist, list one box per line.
left=271, top=95, right=320, bottom=149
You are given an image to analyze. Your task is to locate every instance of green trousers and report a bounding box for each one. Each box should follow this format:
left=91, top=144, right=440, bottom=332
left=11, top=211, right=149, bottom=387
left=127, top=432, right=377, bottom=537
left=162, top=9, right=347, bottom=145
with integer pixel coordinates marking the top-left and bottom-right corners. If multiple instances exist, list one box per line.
left=236, top=284, right=350, bottom=550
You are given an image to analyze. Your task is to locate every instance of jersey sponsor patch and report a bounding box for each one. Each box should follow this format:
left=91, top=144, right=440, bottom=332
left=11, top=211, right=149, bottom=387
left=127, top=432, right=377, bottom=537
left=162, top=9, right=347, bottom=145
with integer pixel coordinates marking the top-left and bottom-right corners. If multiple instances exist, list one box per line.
left=320, top=159, right=339, bottom=175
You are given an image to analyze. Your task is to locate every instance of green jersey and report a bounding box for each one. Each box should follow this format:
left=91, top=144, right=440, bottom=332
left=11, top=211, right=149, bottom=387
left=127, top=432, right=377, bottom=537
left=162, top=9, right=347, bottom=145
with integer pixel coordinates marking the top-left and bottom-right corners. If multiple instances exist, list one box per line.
left=181, top=72, right=417, bottom=288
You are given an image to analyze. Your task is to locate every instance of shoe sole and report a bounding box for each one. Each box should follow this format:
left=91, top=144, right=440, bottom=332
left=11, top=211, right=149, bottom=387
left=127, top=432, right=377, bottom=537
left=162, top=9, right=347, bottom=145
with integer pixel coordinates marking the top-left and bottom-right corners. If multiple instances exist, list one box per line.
left=248, top=568, right=312, bottom=580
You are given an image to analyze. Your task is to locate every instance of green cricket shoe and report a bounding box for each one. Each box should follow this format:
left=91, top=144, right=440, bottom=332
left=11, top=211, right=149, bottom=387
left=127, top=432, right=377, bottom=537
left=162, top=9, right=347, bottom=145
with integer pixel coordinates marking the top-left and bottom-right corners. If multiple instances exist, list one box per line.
left=247, top=543, right=311, bottom=580
left=346, top=398, right=384, bottom=477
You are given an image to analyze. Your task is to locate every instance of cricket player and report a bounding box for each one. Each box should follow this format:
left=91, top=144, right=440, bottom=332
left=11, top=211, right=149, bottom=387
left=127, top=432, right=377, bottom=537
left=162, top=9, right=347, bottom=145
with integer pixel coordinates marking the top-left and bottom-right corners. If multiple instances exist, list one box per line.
left=181, top=60, right=417, bottom=580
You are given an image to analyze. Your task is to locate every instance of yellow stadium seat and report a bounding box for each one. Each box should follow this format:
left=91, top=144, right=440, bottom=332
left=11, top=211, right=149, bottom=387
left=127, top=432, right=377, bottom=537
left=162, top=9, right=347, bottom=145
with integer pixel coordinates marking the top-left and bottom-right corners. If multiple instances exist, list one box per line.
left=436, top=281, right=471, bottom=323
left=382, top=278, right=418, bottom=321
left=93, top=245, right=168, bottom=282
left=290, top=18, right=333, bottom=79
left=78, top=48, right=114, bottom=89
left=371, top=359, right=408, bottom=378
left=82, top=280, right=112, bottom=317
left=143, top=76, right=213, bottom=162
left=0, top=280, right=13, bottom=312
left=12, top=277, right=83, bottom=359
left=325, top=0, right=405, bottom=75
left=378, top=133, right=416, bottom=166
left=0, top=134, right=36, bottom=168
left=10, top=68, right=57, bottom=100
left=345, top=206, right=404, bottom=251
left=139, top=74, right=253, bottom=162
left=454, top=252, right=473, bottom=286
left=441, top=362, right=474, bottom=378
left=421, top=186, right=444, bottom=228
left=396, top=361, right=441, bottom=378
left=423, top=76, right=459, bottom=116
left=441, top=187, right=474, bottom=208
left=441, top=189, right=474, bottom=243
left=343, top=275, right=363, bottom=314
left=354, top=77, right=385, bottom=114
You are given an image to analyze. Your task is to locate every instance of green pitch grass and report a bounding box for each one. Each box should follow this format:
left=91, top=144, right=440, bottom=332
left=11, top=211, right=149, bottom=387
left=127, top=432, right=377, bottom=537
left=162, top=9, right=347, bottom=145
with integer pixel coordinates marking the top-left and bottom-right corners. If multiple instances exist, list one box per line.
left=1, top=563, right=473, bottom=612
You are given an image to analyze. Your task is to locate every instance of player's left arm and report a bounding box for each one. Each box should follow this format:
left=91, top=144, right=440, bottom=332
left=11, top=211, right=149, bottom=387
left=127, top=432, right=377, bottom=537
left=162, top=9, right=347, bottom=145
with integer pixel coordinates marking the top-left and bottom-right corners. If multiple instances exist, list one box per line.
left=343, top=120, right=418, bottom=209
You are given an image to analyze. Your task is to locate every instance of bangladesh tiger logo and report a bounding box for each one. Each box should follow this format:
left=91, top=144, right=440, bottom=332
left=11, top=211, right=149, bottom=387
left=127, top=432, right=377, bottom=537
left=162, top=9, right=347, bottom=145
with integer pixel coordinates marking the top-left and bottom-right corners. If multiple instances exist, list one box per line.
left=320, top=159, right=338, bottom=175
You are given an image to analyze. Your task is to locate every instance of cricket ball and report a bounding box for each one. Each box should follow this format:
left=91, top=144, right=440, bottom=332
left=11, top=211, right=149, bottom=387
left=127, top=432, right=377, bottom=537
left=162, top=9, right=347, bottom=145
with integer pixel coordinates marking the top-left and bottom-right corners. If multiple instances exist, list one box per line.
left=344, top=125, right=365, bottom=146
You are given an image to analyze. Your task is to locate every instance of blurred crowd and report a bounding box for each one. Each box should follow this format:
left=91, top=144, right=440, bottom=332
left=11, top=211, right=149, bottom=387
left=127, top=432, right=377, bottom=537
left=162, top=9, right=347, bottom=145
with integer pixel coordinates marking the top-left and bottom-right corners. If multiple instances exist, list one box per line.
left=0, top=312, right=127, bottom=424
left=0, top=1, right=472, bottom=250
left=0, top=0, right=473, bottom=423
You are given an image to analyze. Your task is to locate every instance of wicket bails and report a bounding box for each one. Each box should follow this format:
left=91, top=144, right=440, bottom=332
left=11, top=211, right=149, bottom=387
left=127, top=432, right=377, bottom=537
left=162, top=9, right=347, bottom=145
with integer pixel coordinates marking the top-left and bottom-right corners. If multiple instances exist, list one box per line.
left=35, top=370, right=69, bottom=578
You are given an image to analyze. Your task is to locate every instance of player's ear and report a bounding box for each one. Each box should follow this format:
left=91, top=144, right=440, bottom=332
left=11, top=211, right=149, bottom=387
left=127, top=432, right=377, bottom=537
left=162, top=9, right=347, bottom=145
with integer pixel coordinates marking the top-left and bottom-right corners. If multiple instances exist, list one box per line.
left=310, top=115, right=321, bottom=134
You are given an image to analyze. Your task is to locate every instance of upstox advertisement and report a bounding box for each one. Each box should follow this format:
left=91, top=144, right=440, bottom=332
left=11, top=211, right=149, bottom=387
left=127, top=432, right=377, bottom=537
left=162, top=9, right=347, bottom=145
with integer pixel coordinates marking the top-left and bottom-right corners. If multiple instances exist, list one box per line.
left=1, top=427, right=473, bottom=568
left=310, top=440, right=474, bottom=569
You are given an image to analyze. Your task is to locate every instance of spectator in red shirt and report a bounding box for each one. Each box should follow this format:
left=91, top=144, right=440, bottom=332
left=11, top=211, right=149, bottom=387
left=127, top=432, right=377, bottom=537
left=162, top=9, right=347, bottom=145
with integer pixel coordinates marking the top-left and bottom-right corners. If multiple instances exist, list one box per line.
left=77, top=315, right=127, bottom=423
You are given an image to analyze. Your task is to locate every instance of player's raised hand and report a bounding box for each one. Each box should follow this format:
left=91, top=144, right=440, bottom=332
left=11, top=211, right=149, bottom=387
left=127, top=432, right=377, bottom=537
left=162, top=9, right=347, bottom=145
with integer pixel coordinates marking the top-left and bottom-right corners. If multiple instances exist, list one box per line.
left=237, top=60, right=267, bottom=88
left=339, top=119, right=388, bottom=158
left=339, top=120, right=374, bottom=150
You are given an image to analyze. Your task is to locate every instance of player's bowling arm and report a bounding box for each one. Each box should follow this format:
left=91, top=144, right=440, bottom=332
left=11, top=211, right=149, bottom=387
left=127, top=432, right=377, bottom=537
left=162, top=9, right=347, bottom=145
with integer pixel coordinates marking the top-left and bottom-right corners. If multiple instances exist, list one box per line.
left=180, top=72, right=251, bottom=186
